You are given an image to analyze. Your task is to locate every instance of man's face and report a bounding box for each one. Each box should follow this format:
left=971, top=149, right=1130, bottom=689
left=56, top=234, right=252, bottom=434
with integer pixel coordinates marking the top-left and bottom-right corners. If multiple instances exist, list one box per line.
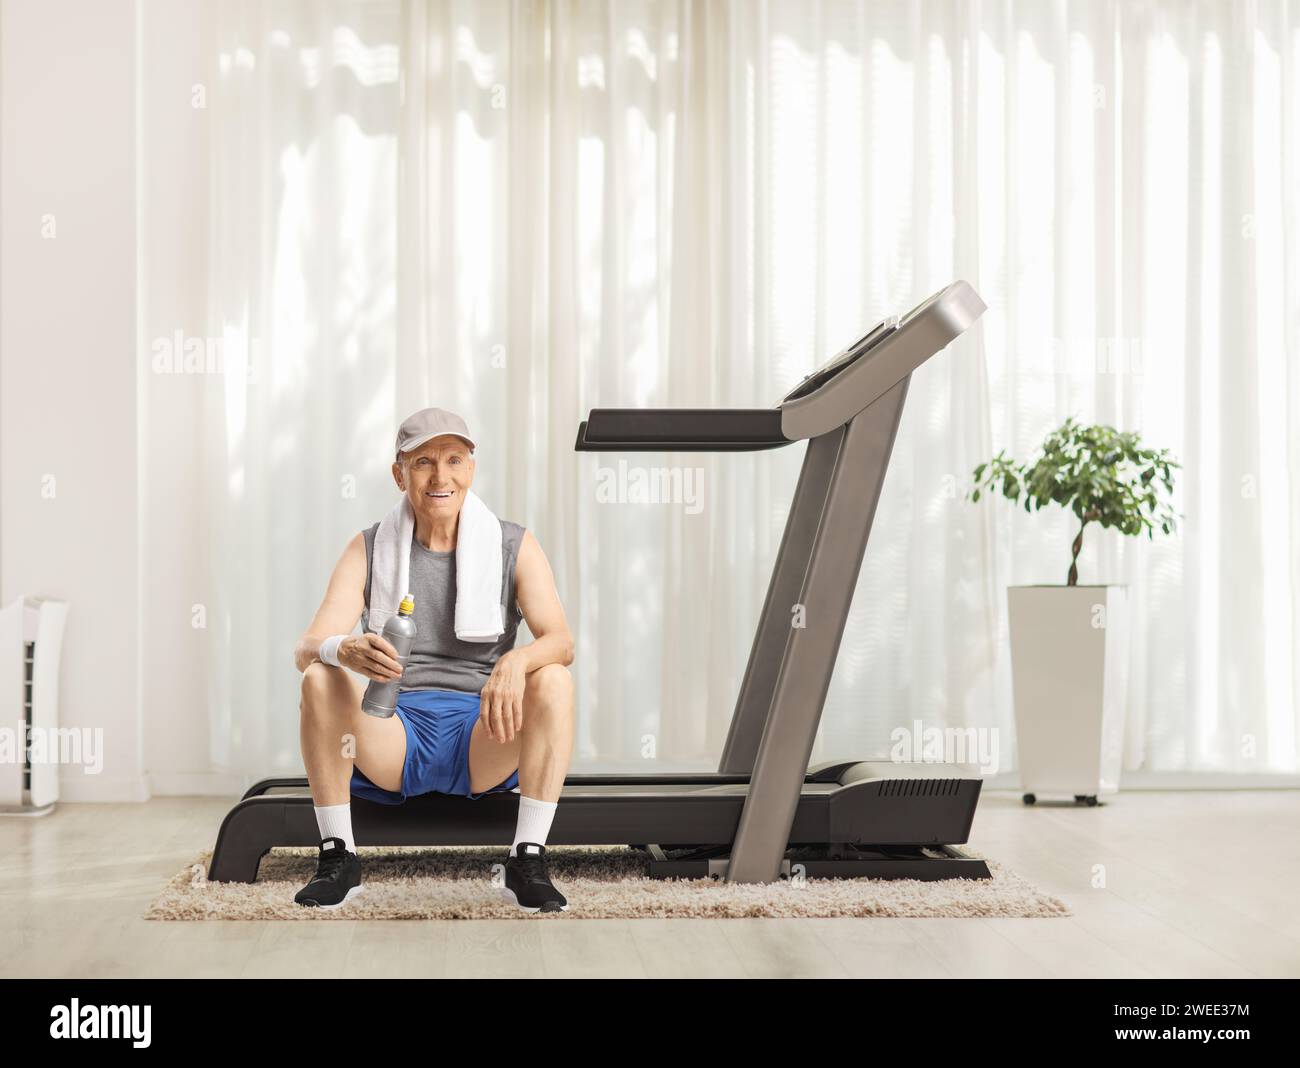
left=394, top=435, right=475, bottom=520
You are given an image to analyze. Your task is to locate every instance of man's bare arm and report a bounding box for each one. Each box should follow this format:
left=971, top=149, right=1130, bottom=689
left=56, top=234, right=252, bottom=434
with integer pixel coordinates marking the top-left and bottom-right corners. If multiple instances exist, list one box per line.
left=477, top=529, right=574, bottom=741
left=292, top=533, right=401, bottom=680
left=511, top=530, right=575, bottom=672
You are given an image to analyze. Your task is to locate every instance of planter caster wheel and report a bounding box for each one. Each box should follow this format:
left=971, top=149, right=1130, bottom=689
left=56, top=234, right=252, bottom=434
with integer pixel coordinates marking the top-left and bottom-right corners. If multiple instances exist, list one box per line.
left=1084, top=795, right=1099, bottom=807
left=1022, top=793, right=1036, bottom=806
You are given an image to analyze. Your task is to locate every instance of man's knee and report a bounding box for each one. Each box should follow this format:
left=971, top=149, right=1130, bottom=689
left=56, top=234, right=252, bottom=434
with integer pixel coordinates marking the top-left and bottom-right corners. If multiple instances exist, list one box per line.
left=525, top=664, right=574, bottom=714
left=301, top=661, right=346, bottom=717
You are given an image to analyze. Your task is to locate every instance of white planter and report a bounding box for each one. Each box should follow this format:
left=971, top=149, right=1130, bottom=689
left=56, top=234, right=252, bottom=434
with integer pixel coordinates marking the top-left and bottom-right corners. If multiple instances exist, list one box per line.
left=1007, top=585, right=1128, bottom=804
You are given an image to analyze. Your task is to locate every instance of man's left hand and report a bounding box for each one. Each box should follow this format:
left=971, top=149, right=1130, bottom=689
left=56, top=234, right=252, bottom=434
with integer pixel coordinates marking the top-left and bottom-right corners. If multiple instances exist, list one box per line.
left=480, top=650, right=527, bottom=742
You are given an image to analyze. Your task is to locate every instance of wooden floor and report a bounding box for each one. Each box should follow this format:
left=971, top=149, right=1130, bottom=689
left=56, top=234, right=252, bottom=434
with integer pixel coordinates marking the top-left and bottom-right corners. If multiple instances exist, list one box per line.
left=1, top=790, right=1296, bottom=979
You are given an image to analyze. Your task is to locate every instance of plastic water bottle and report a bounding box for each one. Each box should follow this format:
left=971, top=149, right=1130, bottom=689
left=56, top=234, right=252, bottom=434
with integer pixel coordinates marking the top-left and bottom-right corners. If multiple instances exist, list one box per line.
left=362, top=593, right=416, bottom=717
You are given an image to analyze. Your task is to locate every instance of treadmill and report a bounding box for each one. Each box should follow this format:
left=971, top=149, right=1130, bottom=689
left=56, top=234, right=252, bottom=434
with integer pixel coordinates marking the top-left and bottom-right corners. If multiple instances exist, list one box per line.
left=208, top=279, right=990, bottom=885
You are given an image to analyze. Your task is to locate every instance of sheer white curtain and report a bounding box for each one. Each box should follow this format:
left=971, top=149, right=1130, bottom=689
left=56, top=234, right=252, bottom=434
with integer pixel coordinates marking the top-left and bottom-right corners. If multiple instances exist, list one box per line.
left=396, top=0, right=1300, bottom=776
left=202, top=0, right=1299, bottom=780
left=204, top=0, right=401, bottom=775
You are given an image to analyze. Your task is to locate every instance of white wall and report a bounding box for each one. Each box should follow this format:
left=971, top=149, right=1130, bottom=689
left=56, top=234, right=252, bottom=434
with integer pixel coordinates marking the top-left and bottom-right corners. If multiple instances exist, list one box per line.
left=0, top=0, right=144, bottom=800
left=138, top=0, right=231, bottom=795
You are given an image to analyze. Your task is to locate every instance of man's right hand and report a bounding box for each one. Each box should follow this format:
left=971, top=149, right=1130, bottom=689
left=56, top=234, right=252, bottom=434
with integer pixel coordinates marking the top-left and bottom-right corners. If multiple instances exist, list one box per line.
left=337, top=634, right=403, bottom=681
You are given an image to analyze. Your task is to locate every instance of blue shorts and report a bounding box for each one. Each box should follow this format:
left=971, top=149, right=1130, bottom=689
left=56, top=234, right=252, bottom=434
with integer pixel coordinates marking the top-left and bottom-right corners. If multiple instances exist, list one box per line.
left=349, top=688, right=520, bottom=805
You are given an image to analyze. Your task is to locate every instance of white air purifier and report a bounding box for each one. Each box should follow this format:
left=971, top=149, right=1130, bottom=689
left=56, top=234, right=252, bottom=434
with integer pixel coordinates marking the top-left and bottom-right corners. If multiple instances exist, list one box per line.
left=0, top=596, right=68, bottom=814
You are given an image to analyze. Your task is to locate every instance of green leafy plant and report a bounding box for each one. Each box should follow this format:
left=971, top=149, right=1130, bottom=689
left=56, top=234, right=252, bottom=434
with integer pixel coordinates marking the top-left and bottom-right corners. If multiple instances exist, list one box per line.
left=969, top=418, right=1181, bottom=586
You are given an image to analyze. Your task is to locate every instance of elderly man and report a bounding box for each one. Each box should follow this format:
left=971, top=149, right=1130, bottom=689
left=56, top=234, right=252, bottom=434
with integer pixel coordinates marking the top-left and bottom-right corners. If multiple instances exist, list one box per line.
left=292, top=408, right=575, bottom=912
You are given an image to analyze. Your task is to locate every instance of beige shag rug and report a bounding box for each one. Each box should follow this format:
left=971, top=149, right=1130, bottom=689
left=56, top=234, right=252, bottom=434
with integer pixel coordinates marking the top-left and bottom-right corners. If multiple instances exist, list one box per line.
left=145, top=846, right=1069, bottom=920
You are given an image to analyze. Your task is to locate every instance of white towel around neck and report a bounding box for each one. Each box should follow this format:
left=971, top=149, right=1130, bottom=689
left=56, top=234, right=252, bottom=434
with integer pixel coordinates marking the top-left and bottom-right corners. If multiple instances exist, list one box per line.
left=368, top=490, right=505, bottom=642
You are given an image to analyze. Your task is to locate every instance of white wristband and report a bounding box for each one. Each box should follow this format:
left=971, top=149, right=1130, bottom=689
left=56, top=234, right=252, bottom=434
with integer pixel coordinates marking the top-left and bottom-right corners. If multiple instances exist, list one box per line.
left=318, top=634, right=348, bottom=667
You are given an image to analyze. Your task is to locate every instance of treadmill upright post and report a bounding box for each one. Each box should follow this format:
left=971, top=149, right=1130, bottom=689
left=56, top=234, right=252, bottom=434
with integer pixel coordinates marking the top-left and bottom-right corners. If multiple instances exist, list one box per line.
left=726, top=378, right=911, bottom=884
left=719, top=422, right=841, bottom=775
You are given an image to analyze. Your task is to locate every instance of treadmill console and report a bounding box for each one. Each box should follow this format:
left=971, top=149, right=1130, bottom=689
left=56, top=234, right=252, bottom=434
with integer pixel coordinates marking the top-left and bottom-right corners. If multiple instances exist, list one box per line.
left=782, top=316, right=900, bottom=402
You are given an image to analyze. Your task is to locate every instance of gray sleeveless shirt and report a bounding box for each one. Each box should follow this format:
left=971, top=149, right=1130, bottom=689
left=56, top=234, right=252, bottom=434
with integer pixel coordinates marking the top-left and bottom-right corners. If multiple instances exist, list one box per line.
left=361, top=519, right=525, bottom=694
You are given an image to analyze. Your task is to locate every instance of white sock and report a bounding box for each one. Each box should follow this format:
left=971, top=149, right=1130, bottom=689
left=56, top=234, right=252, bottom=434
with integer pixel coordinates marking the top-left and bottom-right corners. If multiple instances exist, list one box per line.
left=510, top=796, right=558, bottom=857
left=315, top=803, right=355, bottom=853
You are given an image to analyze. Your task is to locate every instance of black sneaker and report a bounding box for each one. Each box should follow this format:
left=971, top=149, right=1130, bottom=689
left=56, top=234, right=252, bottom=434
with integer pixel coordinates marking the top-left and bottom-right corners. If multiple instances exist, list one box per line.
left=294, top=837, right=363, bottom=909
left=502, top=843, right=568, bottom=913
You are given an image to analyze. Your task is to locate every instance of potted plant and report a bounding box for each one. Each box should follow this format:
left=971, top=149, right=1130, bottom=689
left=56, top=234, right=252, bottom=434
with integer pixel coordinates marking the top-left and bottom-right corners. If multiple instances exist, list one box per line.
left=970, top=418, right=1179, bottom=805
